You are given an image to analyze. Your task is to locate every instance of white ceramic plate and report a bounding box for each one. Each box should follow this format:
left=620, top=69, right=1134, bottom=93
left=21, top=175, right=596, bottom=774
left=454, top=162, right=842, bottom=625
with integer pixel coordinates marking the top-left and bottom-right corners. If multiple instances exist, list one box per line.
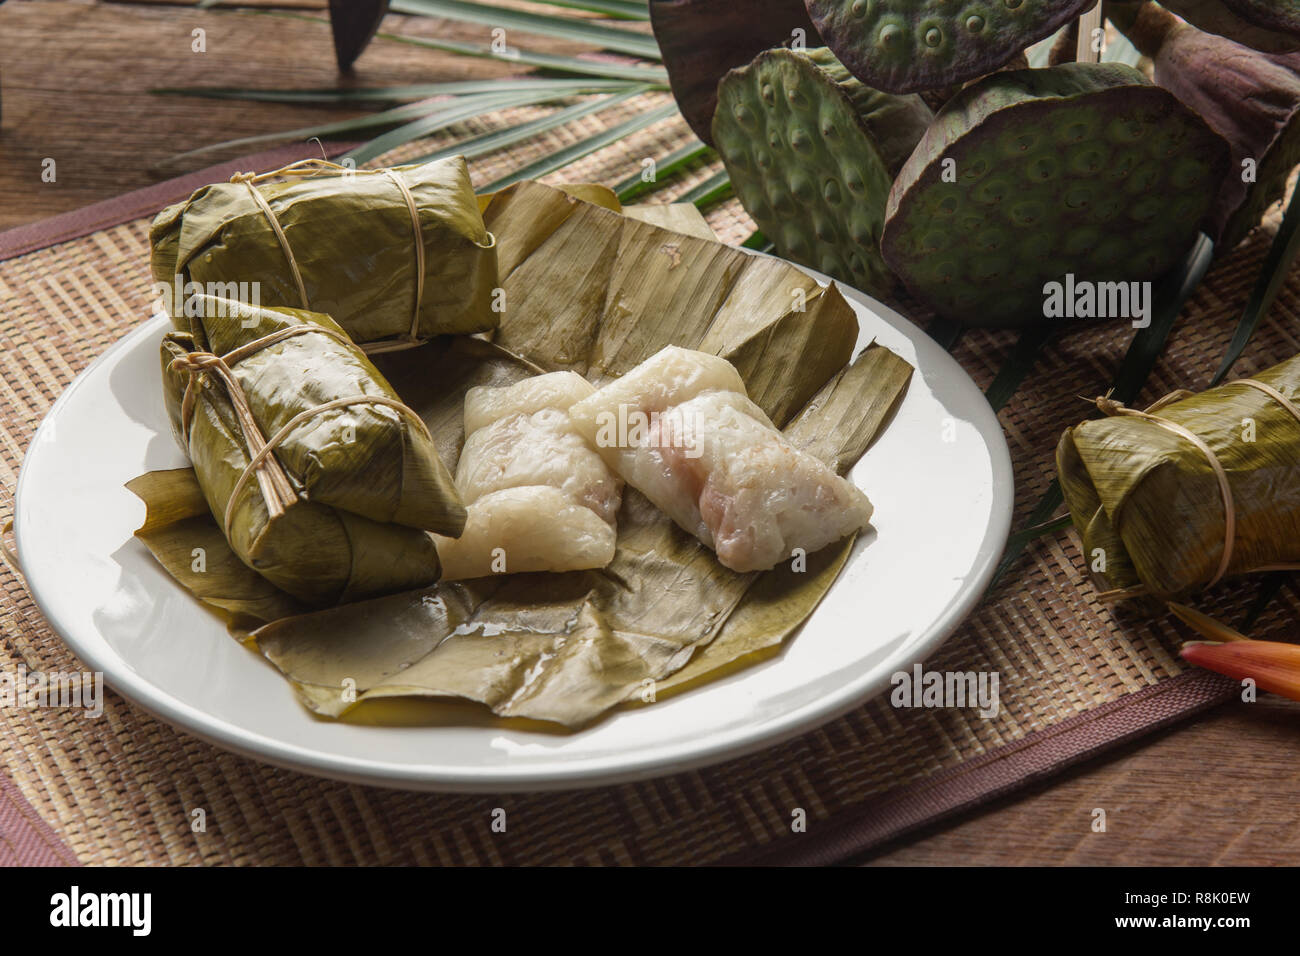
left=15, top=271, right=1012, bottom=791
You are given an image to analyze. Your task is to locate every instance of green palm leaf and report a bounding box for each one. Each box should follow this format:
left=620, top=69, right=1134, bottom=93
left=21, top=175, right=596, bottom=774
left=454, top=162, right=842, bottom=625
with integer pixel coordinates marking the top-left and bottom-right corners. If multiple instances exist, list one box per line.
left=163, top=98, right=454, bottom=164
left=377, top=28, right=668, bottom=81
left=613, top=140, right=711, bottom=202
left=477, top=100, right=677, bottom=192
left=927, top=319, right=965, bottom=353
left=389, top=0, right=661, bottom=59
left=986, top=234, right=1216, bottom=592
left=412, top=86, right=652, bottom=164
left=151, top=78, right=643, bottom=104
left=251, top=10, right=667, bottom=81
left=984, top=325, right=1054, bottom=412
left=342, top=87, right=613, bottom=164
left=679, top=168, right=731, bottom=208
left=1210, top=185, right=1300, bottom=386
left=530, top=0, right=649, bottom=19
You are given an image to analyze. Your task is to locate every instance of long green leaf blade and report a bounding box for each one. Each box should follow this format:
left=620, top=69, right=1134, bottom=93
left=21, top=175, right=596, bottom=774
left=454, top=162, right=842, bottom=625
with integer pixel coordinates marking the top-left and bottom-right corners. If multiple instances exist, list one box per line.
left=342, top=86, right=622, bottom=165
left=530, top=0, right=649, bottom=19
left=984, top=325, right=1053, bottom=412
left=986, top=234, right=1216, bottom=592
left=613, top=140, right=711, bottom=202
left=476, top=100, right=677, bottom=191
left=379, top=29, right=668, bottom=81
left=411, top=85, right=651, bottom=164
left=679, top=168, right=731, bottom=208
left=164, top=98, right=449, bottom=164
left=1111, top=234, right=1215, bottom=405
left=389, top=0, right=661, bottom=59
left=248, top=10, right=667, bottom=82
left=151, top=78, right=641, bottom=104
left=1210, top=184, right=1300, bottom=386
left=927, top=318, right=965, bottom=353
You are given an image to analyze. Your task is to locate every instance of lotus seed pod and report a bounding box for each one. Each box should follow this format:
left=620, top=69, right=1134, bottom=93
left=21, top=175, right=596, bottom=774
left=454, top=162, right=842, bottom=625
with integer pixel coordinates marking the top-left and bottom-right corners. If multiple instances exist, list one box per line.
left=881, top=63, right=1230, bottom=327
left=713, top=46, right=933, bottom=295
left=650, top=0, right=822, bottom=145
left=1157, top=0, right=1300, bottom=54
left=1111, top=1, right=1300, bottom=249
left=804, top=0, right=1095, bottom=94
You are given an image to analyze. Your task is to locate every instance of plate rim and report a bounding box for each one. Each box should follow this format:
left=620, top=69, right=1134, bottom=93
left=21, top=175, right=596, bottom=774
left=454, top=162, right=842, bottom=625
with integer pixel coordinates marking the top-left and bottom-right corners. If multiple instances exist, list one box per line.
left=15, top=271, right=1013, bottom=793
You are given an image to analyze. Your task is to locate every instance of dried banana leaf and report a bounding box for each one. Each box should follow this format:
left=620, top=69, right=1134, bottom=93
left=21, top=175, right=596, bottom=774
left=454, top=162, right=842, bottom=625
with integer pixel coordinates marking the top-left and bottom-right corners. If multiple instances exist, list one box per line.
left=158, top=296, right=461, bottom=605
left=622, top=202, right=718, bottom=240
left=150, top=155, right=497, bottom=348
left=132, top=183, right=912, bottom=726
left=484, top=181, right=861, bottom=424
left=1057, top=351, right=1300, bottom=601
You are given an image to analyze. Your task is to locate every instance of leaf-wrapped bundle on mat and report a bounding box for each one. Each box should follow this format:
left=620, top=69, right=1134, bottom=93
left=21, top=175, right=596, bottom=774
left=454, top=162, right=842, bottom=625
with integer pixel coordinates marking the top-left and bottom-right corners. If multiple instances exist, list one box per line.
left=156, top=295, right=461, bottom=605
left=131, top=183, right=913, bottom=726
left=150, top=155, right=498, bottom=349
left=1057, top=352, right=1300, bottom=602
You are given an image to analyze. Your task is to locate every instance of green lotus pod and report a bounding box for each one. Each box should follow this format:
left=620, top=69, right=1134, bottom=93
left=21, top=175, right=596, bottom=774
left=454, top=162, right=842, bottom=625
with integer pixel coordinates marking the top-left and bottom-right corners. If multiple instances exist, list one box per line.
left=881, top=63, right=1230, bottom=326
left=713, top=46, right=933, bottom=295
left=650, top=0, right=821, bottom=145
left=804, top=0, right=1094, bottom=94
left=1157, top=0, right=1300, bottom=54
left=1111, top=2, right=1300, bottom=249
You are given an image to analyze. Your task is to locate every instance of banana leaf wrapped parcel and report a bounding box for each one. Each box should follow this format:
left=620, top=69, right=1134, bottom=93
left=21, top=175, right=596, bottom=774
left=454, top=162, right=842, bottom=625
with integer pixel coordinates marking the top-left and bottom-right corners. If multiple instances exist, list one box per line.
left=1057, top=352, right=1300, bottom=601
left=150, top=156, right=498, bottom=350
left=157, top=294, right=464, bottom=605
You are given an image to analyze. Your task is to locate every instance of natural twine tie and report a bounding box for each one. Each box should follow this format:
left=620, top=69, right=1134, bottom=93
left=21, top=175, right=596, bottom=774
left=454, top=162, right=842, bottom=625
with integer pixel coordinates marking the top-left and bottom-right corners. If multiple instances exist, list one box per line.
left=227, top=158, right=493, bottom=353
left=171, top=311, right=431, bottom=539
left=1091, top=380, right=1300, bottom=601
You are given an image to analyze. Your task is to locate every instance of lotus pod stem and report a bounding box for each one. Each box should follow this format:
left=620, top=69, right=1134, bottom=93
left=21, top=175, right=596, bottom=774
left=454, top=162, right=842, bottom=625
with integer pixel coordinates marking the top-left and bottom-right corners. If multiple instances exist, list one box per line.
left=1110, top=1, right=1300, bottom=249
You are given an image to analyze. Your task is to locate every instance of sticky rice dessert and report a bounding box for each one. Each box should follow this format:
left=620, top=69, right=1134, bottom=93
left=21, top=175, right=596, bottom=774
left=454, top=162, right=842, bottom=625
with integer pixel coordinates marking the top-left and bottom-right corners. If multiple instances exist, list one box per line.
left=569, top=346, right=874, bottom=573
left=434, top=371, right=623, bottom=579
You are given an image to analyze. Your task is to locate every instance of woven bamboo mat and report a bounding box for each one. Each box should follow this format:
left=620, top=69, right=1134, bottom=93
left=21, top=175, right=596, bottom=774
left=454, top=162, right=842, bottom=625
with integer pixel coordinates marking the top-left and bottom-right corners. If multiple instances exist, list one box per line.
left=2, top=93, right=1298, bottom=865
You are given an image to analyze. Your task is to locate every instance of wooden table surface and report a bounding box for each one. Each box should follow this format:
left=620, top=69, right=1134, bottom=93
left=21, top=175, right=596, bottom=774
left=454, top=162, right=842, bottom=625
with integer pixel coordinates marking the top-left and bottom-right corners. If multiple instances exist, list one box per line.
left=3, top=0, right=1299, bottom=866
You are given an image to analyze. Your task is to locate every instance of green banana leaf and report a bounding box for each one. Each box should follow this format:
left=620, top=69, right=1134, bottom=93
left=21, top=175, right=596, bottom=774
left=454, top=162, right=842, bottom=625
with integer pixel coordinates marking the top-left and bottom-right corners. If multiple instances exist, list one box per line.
left=131, top=182, right=911, bottom=727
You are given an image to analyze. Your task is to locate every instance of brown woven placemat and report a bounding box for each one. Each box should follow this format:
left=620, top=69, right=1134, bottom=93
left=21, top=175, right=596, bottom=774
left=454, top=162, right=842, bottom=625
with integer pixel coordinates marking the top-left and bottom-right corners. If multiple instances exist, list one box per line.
left=1, top=94, right=1298, bottom=866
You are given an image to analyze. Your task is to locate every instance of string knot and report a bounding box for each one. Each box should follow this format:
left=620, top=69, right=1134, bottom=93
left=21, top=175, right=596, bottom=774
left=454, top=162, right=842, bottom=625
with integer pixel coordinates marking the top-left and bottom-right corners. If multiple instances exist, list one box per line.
left=1094, top=395, right=1125, bottom=417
